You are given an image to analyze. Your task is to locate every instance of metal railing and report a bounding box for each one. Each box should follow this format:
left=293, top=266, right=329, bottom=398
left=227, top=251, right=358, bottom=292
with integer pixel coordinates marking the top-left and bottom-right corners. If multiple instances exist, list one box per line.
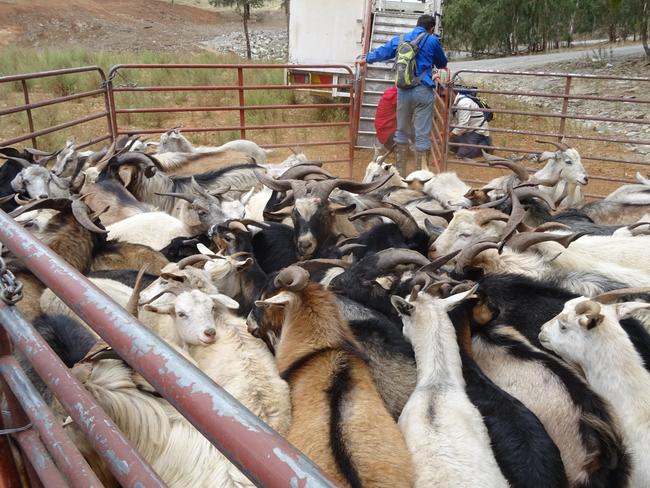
left=0, top=66, right=114, bottom=150
left=0, top=211, right=337, bottom=487
left=107, top=64, right=356, bottom=176
left=443, top=69, right=650, bottom=198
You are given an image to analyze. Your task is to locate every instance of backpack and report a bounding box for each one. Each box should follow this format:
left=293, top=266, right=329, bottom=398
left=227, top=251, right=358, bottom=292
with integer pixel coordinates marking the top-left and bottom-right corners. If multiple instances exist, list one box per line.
left=394, top=32, right=429, bottom=89
left=455, top=86, right=494, bottom=124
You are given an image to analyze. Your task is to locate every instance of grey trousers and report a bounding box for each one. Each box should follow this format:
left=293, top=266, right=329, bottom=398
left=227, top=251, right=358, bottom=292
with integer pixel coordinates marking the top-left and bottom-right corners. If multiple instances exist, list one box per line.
left=395, top=84, right=434, bottom=151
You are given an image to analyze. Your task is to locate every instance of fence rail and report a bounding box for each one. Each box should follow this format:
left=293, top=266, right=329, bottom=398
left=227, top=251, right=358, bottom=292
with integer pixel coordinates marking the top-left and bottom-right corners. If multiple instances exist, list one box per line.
left=444, top=69, right=650, bottom=199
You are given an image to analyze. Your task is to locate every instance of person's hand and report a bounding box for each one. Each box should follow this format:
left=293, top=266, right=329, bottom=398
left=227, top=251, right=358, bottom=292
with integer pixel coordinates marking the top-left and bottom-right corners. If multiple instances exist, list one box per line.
left=355, top=54, right=367, bottom=66
left=432, top=72, right=441, bottom=81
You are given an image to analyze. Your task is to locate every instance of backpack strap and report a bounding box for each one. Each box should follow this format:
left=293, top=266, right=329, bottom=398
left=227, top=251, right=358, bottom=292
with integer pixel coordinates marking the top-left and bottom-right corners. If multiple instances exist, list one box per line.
left=410, top=32, right=430, bottom=81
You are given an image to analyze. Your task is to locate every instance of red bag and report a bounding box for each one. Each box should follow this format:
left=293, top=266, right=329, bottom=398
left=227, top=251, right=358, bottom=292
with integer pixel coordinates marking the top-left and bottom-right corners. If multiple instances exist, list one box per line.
left=374, top=86, right=397, bottom=145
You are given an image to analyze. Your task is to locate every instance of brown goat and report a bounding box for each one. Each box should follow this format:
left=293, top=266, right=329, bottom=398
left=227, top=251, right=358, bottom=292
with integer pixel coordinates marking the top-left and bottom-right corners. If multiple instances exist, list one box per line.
left=91, top=242, right=168, bottom=274
left=254, top=267, right=414, bottom=488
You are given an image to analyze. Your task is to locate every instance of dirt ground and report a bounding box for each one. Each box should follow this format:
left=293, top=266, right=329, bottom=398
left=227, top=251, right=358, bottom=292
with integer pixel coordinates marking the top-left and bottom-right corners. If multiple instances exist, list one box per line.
left=0, top=0, right=285, bottom=52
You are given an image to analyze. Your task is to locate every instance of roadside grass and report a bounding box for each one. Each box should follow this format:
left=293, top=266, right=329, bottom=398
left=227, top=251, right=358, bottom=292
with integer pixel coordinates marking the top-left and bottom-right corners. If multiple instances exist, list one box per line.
left=0, top=46, right=350, bottom=155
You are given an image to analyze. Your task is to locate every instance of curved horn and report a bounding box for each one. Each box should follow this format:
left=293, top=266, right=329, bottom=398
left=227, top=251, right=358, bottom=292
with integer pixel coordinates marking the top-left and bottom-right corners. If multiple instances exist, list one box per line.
left=591, top=287, right=650, bottom=305
left=454, top=241, right=499, bottom=274
left=296, top=258, right=351, bottom=273
left=274, top=266, right=310, bottom=291
left=4, top=156, right=33, bottom=169
left=9, top=198, right=72, bottom=218
left=126, top=264, right=150, bottom=317
left=416, top=206, right=455, bottom=223
left=375, top=248, right=431, bottom=272
left=209, top=185, right=231, bottom=197
left=0, top=193, right=16, bottom=205
left=71, top=199, right=108, bottom=234
left=487, top=160, right=530, bottom=182
left=474, top=209, right=510, bottom=227
left=418, top=249, right=462, bottom=274
left=239, top=219, right=270, bottom=229
left=14, top=194, right=33, bottom=206
left=499, top=182, right=527, bottom=242
left=280, top=164, right=332, bottom=181
left=228, top=221, right=249, bottom=233
left=534, top=222, right=571, bottom=232
left=513, top=186, right=556, bottom=209
left=154, top=192, right=197, bottom=203
left=338, top=243, right=366, bottom=255
left=315, top=174, right=393, bottom=201
left=177, top=254, right=212, bottom=269
left=536, top=139, right=570, bottom=152
left=256, top=172, right=293, bottom=192
left=349, top=207, right=419, bottom=239
left=523, top=173, right=562, bottom=188
left=505, top=231, right=584, bottom=253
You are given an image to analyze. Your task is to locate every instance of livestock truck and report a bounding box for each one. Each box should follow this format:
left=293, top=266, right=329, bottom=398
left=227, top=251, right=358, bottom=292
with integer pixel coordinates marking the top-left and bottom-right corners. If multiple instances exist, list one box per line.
left=287, top=0, right=444, bottom=147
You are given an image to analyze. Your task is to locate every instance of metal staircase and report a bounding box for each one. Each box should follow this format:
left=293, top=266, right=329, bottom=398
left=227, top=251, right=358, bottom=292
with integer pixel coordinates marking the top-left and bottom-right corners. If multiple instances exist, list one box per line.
left=356, top=0, right=443, bottom=148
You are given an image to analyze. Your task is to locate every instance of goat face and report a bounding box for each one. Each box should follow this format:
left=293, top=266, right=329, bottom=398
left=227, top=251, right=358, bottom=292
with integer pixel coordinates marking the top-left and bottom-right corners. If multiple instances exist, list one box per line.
left=11, top=166, right=70, bottom=200
left=433, top=209, right=504, bottom=257
left=292, top=196, right=327, bottom=259
left=52, top=141, right=76, bottom=176
left=537, top=149, right=588, bottom=186
left=158, top=129, right=193, bottom=153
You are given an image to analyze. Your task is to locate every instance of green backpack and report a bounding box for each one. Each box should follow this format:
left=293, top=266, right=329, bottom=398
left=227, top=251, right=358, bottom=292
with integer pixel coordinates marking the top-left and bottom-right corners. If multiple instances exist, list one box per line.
left=394, top=32, right=429, bottom=89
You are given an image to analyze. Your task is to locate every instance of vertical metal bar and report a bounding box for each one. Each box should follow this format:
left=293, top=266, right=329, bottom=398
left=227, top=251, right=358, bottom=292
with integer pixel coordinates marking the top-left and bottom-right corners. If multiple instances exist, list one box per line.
left=442, top=84, right=453, bottom=172
left=0, top=210, right=336, bottom=488
left=98, top=70, right=116, bottom=143
left=348, top=77, right=356, bottom=178
left=20, top=80, right=37, bottom=149
left=0, top=302, right=167, bottom=488
left=0, top=357, right=104, bottom=488
left=106, top=73, right=119, bottom=141
left=237, top=67, right=246, bottom=139
left=558, top=75, right=572, bottom=140
left=0, top=320, right=23, bottom=488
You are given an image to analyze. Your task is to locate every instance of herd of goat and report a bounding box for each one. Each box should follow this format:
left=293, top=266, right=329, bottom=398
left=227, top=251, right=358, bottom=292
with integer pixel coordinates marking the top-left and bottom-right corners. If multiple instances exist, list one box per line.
left=1, top=129, right=650, bottom=488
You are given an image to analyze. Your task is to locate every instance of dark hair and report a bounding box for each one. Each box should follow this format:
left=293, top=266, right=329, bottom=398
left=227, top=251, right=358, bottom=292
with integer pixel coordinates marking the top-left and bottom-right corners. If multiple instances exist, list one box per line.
left=417, top=14, right=436, bottom=31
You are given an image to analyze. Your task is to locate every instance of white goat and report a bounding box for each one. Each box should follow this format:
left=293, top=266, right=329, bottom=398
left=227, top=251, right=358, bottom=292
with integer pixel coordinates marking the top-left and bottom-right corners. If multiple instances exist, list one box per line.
left=391, top=287, right=508, bottom=488
left=106, top=212, right=190, bottom=251
left=540, top=295, right=650, bottom=487
left=422, top=172, right=472, bottom=209
left=144, top=288, right=292, bottom=435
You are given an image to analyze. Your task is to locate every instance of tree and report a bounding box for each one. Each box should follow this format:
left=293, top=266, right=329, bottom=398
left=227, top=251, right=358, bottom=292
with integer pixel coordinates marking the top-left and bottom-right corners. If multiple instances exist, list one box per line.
left=208, top=0, right=268, bottom=59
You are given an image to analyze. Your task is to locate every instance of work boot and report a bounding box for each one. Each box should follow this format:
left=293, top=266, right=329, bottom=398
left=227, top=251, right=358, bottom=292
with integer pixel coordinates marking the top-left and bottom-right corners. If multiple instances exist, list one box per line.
left=416, top=150, right=431, bottom=171
left=395, top=144, right=408, bottom=176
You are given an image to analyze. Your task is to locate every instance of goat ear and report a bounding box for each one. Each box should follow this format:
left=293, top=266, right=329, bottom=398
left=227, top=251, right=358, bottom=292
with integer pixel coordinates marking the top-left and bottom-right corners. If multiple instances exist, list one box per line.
left=144, top=303, right=174, bottom=315
left=615, top=301, right=650, bottom=320
left=10, top=174, right=24, bottom=192
left=443, top=284, right=479, bottom=309
left=210, top=293, right=240, bottom=310
left=255, top=291, right=293, bottom=308
left=538, top=151, right=556, bottom=162
left=578, top=314, right=604, bottom=330
left=240, top=188, right=255, bottom=206
left=234, top=257, right=253, bottom=271
left=330, top=203, right=356, bottom=215
left=197, top=243, right=217, bottom=257
left=118, top=165, right=134, bottom=187
left=390, top=295, right=414, bottom=316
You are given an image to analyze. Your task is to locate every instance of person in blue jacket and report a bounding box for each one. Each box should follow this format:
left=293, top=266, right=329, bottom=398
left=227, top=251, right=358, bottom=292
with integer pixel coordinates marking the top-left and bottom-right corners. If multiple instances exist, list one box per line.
left=357, top=14, right=448, bottom=174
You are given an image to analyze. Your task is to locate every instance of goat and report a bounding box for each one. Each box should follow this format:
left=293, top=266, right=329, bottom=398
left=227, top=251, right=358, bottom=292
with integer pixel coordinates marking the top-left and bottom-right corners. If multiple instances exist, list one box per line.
left=540, top=289, right=650, bottom=487
left=143, top=287, right=292, bottom=436
left=391, top=286, right=509, bottom=488
left=9, top=153, right=82, bottom=200
left=90, top=241, right=169, bottom=275
left=604, top=172, right=650, bottom=205
left=253, top=266, right=414, bottom=487
left=64, top=355, right=254, bottom=487
left=472, top=324, right=630, bottom=487
left=106, top=212, right=192, bottom=251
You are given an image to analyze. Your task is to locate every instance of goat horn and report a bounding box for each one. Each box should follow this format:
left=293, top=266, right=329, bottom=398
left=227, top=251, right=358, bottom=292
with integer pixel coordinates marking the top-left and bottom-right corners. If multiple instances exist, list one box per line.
left=71, top=199, right=108, bottom=234
left=477, top=195, right=508, bottom=208
left=139, top=288, right=186, bottom=307
left=487, top=160, right=530, bottom=182
left=418, top=249, right=462, bottom=274
left=454, top=241, right=499, bottom=274
left=280, top=164, right=332, bottom=181
left=513, top=186, right=556, bottom=209
left=534, top=222, right=571, bottom=232
left=505, top=231, right=584, bottom=253
left=474, top=209, right=510, bottom=227
left=4, top=155, right=33, bottom=169
left=14, top=194, right=33, bottom=206
left=416, top=206, right=455, bottom=223
left=177, top=254, right=212, bottom=269
left=424, top=219, right=445, bottom=238
left=536, top=139, right=570, bottom=152
left=239, top=219, right=270, bottom=228
left=499, top=182, right=527, bottom=242
left=0, top=193, right=16, bottom=204
left=349, top=207, right=419, bottom=239
left=274, top=266, right=310, bottom=291
left=297, top=258, right=351, bottom=273
left=409, top=284, right=423, bottom=302
left=9, top=197, right=72, bottom=218
left=256, top=172, right=293, bottom=192
left=315, top=174, right=393, bottom=201
left=209, top=185, right=231, bottom=197
left=591, top=287, right=650, bottom=304
left=523, top=173, right=563, bottom=188
left=227, top=221, right=249, bottom=233
left=155, top=191, right=196, bottom=203
left=338, top=243, right=366, bottom=255
left=126, top=264, right=149, bottom=317
left=375, top=248, right=431, bottom=272
left=575, top=299, right=602, bottom=317
left=627, top=221, right=650, bottom=230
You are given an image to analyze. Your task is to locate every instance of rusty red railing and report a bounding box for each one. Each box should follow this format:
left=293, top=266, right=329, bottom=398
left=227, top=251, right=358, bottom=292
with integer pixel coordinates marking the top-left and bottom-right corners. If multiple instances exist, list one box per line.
left=106, top=63, right=356, bottom=176
left=0, top=210, right=337, bottom=488
left=0, top=66, right=114, bottom=150
left=443, top=69, right=650, bottom=198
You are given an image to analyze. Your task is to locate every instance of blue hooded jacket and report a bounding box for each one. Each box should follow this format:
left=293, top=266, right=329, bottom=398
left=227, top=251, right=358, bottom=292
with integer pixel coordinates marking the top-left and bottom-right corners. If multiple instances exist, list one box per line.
left=366, top=26, right=448, bottom=88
